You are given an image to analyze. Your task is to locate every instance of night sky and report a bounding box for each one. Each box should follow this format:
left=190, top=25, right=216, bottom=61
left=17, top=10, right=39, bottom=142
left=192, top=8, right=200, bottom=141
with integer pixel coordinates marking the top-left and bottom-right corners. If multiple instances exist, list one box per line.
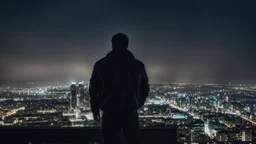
left=0, top=0, right=255, bottom=86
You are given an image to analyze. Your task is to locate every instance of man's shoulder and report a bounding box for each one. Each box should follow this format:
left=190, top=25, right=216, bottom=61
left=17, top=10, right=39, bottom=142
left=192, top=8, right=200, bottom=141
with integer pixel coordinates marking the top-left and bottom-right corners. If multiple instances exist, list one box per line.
left=132, top=58, right=145, bottom=67
left=94, top=57, right=107, bottom=67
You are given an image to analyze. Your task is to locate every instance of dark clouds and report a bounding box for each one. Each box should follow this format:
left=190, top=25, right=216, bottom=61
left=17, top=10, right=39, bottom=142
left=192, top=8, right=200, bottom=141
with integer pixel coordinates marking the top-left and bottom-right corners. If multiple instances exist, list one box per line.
left=0, top=0, right=255, bottom=86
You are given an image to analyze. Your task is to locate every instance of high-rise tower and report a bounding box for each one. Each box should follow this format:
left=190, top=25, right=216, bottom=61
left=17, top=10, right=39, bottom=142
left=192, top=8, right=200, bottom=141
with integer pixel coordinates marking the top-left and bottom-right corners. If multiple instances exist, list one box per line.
left=250, top=104, right=254, bottom=120
left=78, top=81, right=85, bottom=107
left=70, top=82, right=77, bottom=110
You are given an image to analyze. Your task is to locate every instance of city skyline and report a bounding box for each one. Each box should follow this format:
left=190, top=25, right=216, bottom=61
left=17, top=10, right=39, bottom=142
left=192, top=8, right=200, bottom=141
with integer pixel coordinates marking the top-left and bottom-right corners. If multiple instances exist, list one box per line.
left=1, top=0, right=256, bottom=85
left=1, top=82, right=256, bottom=142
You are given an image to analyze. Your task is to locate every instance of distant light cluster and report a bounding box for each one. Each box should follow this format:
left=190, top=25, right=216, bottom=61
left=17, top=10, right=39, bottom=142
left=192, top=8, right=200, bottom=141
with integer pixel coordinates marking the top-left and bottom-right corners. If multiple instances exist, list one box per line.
left=1, top=83, right=256, bottom=142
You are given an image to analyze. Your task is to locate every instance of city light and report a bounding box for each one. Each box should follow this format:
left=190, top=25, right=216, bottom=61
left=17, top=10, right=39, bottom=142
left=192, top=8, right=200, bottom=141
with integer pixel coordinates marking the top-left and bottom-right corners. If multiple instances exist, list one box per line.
left=0, top=83, right=256, bottom=142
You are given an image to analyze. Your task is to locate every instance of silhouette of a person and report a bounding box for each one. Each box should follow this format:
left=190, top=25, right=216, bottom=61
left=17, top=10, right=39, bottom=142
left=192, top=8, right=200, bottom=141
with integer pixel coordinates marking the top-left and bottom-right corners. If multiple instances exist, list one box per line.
left=89, top=33, right=150, bottom=144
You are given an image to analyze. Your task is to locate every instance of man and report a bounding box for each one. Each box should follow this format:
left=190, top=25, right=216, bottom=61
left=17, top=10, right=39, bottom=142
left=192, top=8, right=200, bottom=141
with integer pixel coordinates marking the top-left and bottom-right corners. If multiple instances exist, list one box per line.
left=89, top=33, right=150, bottom=144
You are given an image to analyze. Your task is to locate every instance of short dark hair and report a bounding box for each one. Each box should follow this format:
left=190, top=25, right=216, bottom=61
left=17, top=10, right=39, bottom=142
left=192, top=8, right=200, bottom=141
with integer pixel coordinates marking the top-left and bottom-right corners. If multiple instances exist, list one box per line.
left=111, top=33, right=129, bottom=50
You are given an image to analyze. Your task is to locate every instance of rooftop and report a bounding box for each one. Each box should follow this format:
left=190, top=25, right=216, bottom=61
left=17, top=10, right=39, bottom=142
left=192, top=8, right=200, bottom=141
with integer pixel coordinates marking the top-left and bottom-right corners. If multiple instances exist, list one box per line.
left=0, top=127, right=177, bottom=144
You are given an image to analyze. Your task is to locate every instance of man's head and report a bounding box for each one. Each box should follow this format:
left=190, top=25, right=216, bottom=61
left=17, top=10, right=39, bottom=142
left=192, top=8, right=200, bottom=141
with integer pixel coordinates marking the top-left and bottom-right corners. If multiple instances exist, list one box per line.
left=111, top=33, right=129, bottom=50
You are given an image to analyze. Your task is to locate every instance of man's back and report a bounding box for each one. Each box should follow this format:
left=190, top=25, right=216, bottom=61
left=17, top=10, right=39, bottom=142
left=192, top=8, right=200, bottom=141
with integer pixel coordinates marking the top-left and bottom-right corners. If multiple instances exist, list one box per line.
left=89, top=33, right=149, bottom=144
left=90, top=49, right=149, bottom=113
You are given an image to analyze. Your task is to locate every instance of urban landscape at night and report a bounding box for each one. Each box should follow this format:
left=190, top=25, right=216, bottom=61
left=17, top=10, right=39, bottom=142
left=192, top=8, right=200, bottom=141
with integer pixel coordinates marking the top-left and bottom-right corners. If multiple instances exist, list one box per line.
left=1, top=82, right=256, bottom=143
left=1, top=1, right=255, bottom=143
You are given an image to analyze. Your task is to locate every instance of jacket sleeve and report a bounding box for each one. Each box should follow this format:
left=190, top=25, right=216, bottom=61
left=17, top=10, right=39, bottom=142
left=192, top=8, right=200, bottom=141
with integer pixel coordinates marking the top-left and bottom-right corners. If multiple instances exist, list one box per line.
left=89, top=63, right=101, bottom=114
left=138, top=64, right=150, bottom=108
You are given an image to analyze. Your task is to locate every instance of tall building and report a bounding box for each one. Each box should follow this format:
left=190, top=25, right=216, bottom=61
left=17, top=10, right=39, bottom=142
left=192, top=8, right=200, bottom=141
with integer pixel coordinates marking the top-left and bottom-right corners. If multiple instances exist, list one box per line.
left=186, top=96, right=191, bottom=108
left=78, top=82, right=85, bottom=107
left=250, top=104, right=254, bottom=120
left=75, top=108, right=81, bottom=119
left=70, top=82, right=77, bottom=110
left=190, top=119, right=205, bottom=142
left=190, top=130, right=199, bottom=142
left=242, top=129, right=252, bottom=142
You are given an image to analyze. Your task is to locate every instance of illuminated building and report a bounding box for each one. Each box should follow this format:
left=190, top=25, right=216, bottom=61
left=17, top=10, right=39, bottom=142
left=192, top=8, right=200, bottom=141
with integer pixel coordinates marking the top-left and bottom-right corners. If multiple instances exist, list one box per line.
left=70, top=82, right=77, bottom=110
left=78, top=81, right=85, bottom=107
left=191, top=119, right=204, bottom=134
left=64, top=82, right=88, bottom=127
left=0, top=118, right=3, bottom=126
left=75, top=108, right=81, bottom=119
left=216, top=131, right=228, bottom=142
left=250, top=104, right=254, bottom=120
left=242, top=129, right=252, bottom=142
left=189, top=119, right=205, bottom=142
left=190, top=130, right=198, bottom=142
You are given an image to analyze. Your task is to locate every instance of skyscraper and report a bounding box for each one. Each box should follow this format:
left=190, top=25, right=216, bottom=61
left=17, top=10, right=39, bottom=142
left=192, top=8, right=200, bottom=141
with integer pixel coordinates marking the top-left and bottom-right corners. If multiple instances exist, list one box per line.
left=78, top=81, right=85, bottom=107
left=250, top=104, right=254, bottom=120
left=70, top=82, right=77, bottom=110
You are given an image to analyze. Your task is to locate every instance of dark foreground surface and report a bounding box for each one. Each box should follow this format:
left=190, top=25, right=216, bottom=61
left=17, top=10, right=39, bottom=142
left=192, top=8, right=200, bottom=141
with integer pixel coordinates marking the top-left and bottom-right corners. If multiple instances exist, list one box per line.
left=0, top=127, right=177, bottom=144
